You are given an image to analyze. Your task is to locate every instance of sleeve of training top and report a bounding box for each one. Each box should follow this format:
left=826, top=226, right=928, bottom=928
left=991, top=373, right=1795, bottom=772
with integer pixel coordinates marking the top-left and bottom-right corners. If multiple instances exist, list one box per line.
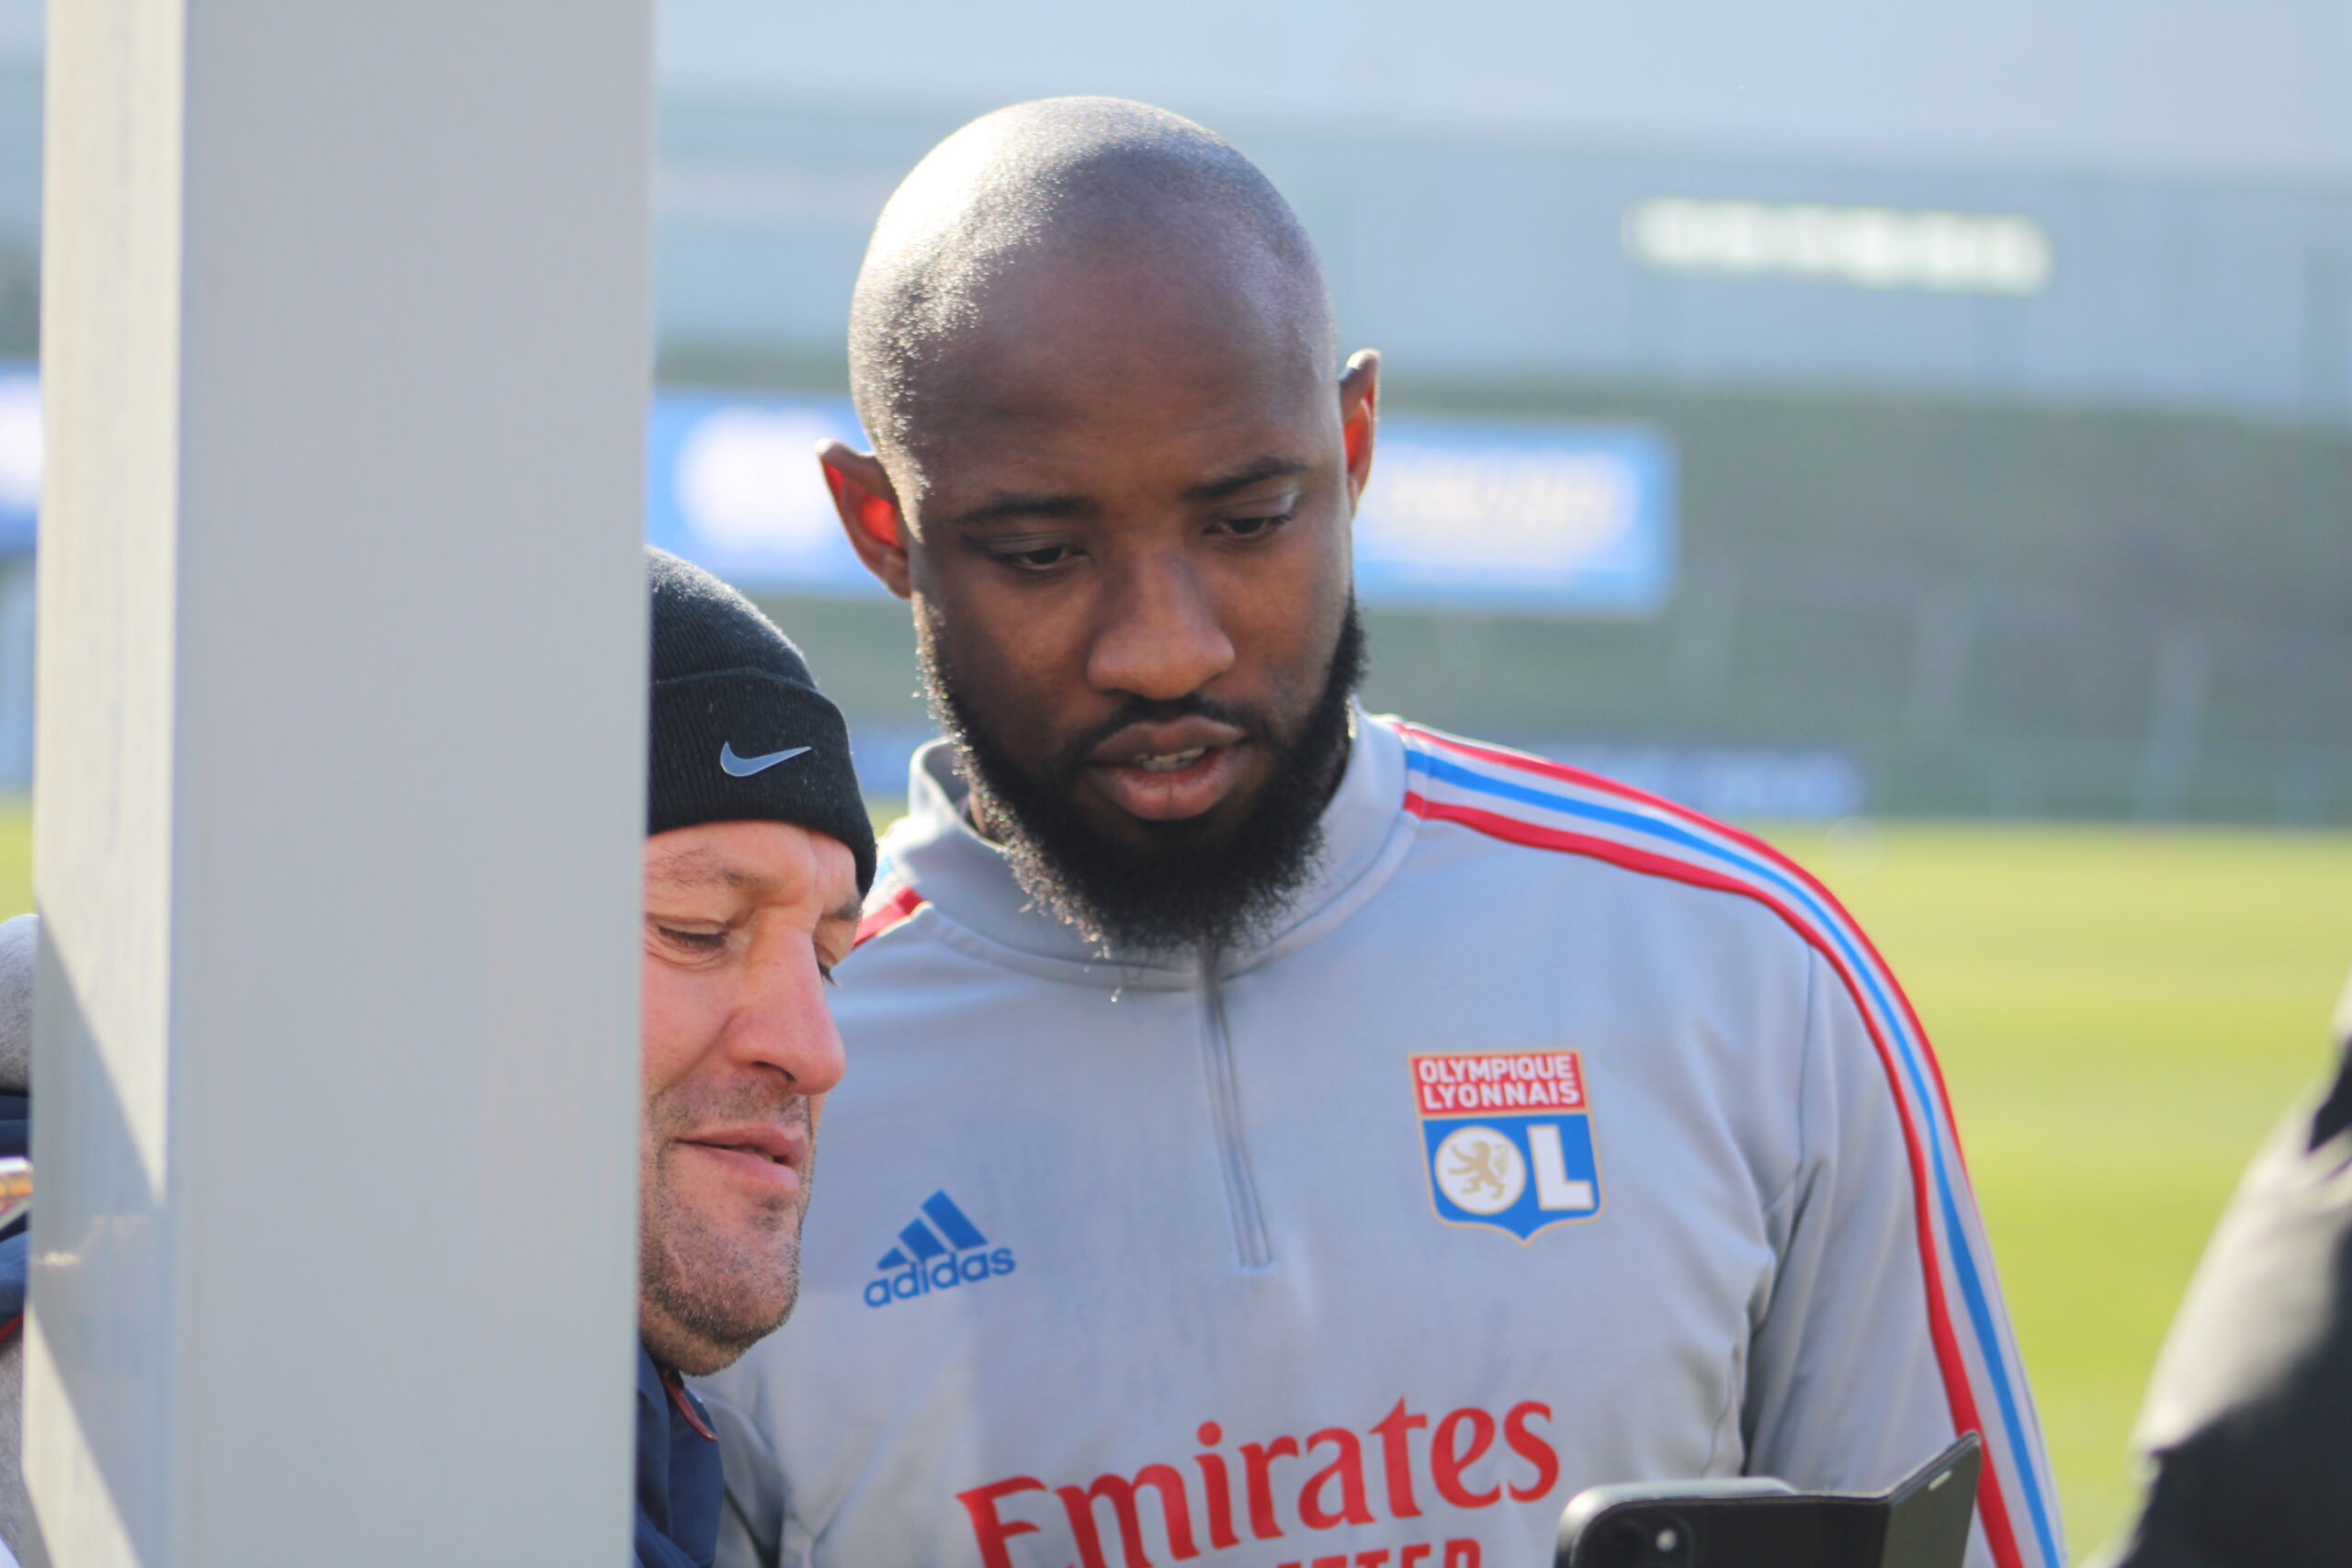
left=1741, top=946, right=2063, bottom=1568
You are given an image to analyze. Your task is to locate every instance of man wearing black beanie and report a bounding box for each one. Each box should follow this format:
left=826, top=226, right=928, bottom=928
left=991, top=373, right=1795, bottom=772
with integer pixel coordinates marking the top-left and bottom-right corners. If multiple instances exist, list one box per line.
left=633, top=547, right=874, bottom=1568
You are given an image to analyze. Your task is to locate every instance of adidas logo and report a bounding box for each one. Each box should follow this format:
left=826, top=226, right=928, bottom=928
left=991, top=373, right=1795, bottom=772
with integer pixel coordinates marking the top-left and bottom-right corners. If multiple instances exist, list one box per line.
left=863, top=1190, right=1017, bottom=1309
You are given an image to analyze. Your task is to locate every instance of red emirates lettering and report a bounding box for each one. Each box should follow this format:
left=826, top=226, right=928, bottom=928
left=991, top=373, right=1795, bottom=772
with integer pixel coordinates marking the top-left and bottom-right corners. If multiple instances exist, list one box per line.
left=1057, top=1466, right=1199, bottom=1568
left=1369, top=1399, right=1427, bottom=1518
left=1430, top=1409, right=1499, bottom=1508
left=956, top=1476, right=1049, bottom=1568
left=1298, top=1428, right=1377, bottom=1529
left=1503, top=1403, right=1559, bottom=1502
left=1273, top=1542, right=1478, bottom=1568
left=959, top=1400, right=1557, bottom=1567
left=1194, top=1422, right=1242, bottom=1550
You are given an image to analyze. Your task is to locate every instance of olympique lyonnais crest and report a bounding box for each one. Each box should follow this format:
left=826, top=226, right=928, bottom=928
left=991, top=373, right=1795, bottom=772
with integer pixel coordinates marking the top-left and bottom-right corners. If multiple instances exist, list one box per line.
left=1411, top=1049, right=1602, bottom=1242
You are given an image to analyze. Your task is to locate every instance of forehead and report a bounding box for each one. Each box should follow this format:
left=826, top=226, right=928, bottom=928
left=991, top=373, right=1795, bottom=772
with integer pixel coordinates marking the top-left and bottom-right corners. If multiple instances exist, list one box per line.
left=897, top=243, right=1334, bottom=501
left=644, top=821, right=858, bottom=910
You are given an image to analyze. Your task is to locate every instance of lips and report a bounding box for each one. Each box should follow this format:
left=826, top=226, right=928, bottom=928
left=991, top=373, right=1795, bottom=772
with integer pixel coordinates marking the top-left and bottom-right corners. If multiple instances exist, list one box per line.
left=694, top=1138, right=789, bottom=1165
left=677, top=1122, right=806, bottom=1196
left=1085, top=716, right=1251, bottom=822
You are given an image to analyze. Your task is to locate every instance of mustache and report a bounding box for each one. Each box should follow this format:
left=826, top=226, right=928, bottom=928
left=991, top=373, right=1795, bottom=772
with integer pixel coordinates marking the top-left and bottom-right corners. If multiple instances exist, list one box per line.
left=650, top=1082, right=811, bottom=1142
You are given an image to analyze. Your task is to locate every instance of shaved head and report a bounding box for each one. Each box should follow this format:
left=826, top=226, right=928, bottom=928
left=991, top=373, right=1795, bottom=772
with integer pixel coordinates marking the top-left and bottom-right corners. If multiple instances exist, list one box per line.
left=848, top=96, right=1336, bottom=479
left=825, top=97, right=1377, bottom=956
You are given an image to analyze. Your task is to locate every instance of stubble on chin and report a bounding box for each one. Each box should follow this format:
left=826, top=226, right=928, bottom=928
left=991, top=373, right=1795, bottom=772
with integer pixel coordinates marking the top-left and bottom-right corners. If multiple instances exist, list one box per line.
left=638, top=1109, right=814, bottom=1374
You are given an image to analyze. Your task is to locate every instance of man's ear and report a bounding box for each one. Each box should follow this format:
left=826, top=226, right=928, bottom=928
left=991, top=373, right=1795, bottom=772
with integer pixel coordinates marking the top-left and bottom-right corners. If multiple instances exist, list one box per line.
left=1339, top=349, right=1380, bottom=509
left=819, top=440, right=912, bottom=600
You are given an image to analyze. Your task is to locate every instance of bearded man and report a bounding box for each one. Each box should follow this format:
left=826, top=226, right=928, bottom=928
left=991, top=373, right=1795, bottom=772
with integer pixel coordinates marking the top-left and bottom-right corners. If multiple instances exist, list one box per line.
left=696, top=98, right=2059, bottom=1568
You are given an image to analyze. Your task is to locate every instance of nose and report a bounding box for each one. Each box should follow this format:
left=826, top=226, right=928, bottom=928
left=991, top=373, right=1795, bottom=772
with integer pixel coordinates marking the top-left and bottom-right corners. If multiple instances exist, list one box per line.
left=721, top=923, right=846, bottom=1099
left=1084, top=546, right=1235, bottom=702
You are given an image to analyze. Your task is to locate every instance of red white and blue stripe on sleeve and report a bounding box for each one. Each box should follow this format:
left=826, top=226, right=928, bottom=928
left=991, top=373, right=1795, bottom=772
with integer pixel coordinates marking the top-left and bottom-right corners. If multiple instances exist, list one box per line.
left=855, top=880, right=927, bottom=949
left=1395, top=718, right=2062, bottom=1568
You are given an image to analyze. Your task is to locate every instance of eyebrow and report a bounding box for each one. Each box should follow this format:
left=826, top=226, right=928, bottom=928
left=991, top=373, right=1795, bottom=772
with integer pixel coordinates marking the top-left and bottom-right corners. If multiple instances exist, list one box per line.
left=1182, top=457, right=1310, bottom=502
left=648, top=860, right=867, bottom=935
left=650, top=851, right=752, bottom=886
left=944, top=491, right=1087, bottom=529
left=942, top=457, right=1311, bottom=529
left=646, top=848, right=787, bottom=898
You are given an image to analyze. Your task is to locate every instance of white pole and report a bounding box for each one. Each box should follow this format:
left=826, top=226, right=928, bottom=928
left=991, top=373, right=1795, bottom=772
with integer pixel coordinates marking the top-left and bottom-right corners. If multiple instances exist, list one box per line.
left=29, top=4, right=651, bottom=1563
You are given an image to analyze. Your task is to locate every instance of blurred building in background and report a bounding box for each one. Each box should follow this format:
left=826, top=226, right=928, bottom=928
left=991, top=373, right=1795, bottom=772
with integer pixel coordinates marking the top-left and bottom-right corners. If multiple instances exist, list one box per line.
left=1, top=1, right=2346, bottom=818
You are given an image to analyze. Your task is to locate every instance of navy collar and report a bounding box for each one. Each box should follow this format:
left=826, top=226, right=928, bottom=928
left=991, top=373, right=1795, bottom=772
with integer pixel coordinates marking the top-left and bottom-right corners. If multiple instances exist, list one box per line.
left=634, top=1341, right=721, bottom=1568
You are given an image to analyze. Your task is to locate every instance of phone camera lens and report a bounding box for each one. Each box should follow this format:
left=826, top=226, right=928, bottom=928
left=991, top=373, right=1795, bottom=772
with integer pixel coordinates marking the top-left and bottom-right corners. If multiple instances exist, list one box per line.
left=1645, top=1513, right=1693, bottom=1565
left=1589, top=1512, right=1694, bottom=1567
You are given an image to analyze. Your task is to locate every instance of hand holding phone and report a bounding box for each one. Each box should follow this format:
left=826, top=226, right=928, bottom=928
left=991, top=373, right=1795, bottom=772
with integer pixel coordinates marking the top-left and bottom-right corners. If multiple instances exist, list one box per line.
left=1556, top=1432, right=1981, bottom=1568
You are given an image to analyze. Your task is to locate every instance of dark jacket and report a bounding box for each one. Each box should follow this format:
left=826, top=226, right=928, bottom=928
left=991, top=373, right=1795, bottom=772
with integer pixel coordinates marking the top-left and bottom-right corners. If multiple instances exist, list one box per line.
left=2104, top=980, right=2352, bottom=1568
left=0, top=914, right=41, bottom=1568
left=637, top=1341, right=726, bottom=1568
left=0, top=1094, right=23, bottom=1330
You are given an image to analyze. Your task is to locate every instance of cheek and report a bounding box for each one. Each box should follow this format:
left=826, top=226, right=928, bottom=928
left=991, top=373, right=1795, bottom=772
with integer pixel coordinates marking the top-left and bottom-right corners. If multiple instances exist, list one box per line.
left=920, top=575, right=1083, bottom=734
left=639, top=955, right=718, bottom=1100
left=1223, top=519, right=1350, bottom=689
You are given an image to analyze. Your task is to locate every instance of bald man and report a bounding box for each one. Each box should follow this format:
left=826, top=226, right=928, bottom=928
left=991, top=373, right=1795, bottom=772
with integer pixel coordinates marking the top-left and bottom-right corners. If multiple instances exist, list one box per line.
left=696, top=98, right=2059, bottom=1568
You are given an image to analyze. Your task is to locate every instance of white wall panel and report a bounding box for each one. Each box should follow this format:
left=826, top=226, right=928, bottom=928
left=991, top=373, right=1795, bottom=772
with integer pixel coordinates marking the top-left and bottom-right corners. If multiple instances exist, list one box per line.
left=31, top=4, right=651, bottom=1562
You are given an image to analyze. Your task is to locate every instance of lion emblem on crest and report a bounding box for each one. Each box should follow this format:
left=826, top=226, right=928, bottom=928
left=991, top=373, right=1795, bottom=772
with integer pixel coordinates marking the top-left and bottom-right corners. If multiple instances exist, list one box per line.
left=1432, top=1124, right=1526, bottom=1214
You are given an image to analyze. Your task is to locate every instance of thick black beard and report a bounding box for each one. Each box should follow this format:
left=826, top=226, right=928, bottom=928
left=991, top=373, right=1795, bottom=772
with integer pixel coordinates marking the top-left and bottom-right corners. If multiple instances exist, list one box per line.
left=924, top=603, right=1367, bottom=959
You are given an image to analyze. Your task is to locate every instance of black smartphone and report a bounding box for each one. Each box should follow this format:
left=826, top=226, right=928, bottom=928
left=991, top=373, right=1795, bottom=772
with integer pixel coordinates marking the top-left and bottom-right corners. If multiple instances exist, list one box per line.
left=1555, top=1432, right=1982, bottom=1568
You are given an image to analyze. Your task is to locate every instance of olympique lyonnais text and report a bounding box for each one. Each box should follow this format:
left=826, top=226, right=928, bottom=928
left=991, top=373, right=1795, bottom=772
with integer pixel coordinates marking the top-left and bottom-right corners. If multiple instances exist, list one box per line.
left=957, top=1398, right=1558, bottom=1568
left=1411, top=1052, right=1586, bottom=1117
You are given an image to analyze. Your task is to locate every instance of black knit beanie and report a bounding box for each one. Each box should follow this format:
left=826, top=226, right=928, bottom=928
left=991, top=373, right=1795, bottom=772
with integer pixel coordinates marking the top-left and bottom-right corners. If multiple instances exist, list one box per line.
left=647, top=547, right=876, bottom=894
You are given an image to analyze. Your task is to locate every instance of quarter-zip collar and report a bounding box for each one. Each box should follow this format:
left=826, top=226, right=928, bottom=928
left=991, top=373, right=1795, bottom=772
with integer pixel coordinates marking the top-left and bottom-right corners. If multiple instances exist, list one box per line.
left=880, top=706, right=1413, bottom=987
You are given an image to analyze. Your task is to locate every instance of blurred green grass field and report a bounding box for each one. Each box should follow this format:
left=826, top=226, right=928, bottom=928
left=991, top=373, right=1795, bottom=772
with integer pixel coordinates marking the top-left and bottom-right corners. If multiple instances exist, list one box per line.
left=0, top=800, right=2343, bottom=1560
left=1759, top=822, right=2352, bottom=1560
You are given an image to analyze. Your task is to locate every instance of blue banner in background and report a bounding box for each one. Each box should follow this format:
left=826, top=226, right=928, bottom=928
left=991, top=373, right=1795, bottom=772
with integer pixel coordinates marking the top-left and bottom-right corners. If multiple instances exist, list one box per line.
left=645, top=390, right=874, bottom=592
left=1351, top=418, right=1675, bottom=613
left=4, top=365, right=1678, bottom=613
left=648, top=389, right=1677, bottom=614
